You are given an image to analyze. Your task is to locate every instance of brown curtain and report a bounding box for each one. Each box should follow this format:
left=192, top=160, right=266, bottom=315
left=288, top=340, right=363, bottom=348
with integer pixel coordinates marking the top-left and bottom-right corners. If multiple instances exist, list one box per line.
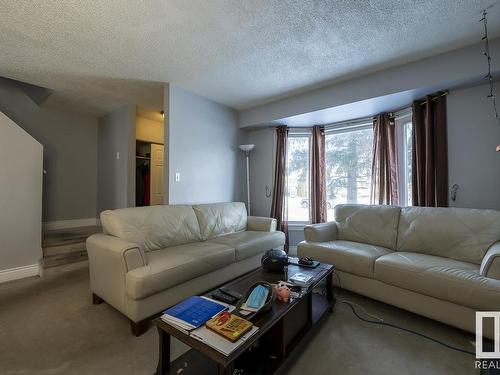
left=270, top=126, right=289, bottom=251
left=370, top=113, right=399, bottom=205
left=310, top=126, right=327, bottom=223
left=412, top=93, right=448, bottom=207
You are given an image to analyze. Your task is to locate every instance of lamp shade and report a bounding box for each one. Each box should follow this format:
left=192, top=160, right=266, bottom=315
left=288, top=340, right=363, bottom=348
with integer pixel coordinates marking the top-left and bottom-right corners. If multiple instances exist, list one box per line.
left=239, top=144, right=255, bottom=152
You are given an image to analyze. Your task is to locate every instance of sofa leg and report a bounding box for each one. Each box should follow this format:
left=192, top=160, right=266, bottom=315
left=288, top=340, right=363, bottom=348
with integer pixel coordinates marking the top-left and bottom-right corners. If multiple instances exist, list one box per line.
left=92, top=293, right=103, bottom=305
left=131, top=319, right=150, bottom=337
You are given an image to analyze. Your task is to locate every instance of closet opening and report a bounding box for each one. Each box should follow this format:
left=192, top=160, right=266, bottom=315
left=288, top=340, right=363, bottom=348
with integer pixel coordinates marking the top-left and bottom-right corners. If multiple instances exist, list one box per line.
left=135, top=108, right=165, bottom=207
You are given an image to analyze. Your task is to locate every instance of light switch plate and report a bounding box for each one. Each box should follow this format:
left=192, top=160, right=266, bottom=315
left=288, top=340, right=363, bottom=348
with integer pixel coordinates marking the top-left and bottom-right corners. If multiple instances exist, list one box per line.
left=175, top=172, right=180, bottom=182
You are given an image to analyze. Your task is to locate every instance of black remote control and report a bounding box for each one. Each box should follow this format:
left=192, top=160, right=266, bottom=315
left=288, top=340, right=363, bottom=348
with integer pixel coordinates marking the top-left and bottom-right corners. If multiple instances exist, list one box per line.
left=211, top=289, right=239, bottom=305
left=219, top=287, right=243, bottom=300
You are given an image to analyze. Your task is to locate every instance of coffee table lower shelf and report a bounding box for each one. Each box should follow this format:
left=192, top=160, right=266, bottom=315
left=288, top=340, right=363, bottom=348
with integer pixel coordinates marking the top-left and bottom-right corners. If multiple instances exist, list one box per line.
left=154, top=264, right=335, bottom=375
left=153, top=264, right=335, bottom=375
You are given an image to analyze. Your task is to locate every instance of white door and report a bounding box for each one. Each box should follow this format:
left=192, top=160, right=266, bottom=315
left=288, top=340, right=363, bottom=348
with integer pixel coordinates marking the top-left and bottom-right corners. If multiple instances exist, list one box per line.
left=150, top=143, right=164, bottom=205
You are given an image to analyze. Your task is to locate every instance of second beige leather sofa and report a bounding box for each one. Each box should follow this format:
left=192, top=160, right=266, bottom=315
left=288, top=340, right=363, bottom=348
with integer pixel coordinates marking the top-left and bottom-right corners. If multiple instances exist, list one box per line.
left=298, top=204, right=500, bottom=339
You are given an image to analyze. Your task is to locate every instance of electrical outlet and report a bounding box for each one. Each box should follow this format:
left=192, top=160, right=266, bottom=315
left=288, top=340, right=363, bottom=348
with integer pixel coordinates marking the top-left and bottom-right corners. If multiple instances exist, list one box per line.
left=175, top=172, right=180, bottom=182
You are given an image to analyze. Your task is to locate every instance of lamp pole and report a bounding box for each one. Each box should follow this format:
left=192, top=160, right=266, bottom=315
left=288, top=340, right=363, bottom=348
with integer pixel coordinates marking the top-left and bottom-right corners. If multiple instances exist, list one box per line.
left=245, top=150, right=251, bottom=215
left=239, top=144, right=255, bottom=215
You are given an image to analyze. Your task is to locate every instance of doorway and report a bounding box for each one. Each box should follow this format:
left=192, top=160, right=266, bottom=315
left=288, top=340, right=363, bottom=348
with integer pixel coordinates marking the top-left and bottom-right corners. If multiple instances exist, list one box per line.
left=135, top=109, right=165, bottom=206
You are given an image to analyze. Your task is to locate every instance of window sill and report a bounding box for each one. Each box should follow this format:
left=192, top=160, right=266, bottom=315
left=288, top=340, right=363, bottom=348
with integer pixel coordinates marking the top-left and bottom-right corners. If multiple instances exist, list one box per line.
left=288, top=223, right=308, bottom=231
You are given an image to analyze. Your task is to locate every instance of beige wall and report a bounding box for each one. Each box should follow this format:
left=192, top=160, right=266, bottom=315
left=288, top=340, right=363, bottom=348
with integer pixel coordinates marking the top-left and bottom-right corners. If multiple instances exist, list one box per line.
left=247, top=128, right=275, bottom=217
left=447, top=83, right=500, bottom=210
left=0, top=78, right=98, bottom=222
left=98, top=105, right=136, bottom=213
left=136, top=116, right=164, bottom=144
left=165, top=84, right=245, bottom=204
left=0, top=111, right=43, bottom=272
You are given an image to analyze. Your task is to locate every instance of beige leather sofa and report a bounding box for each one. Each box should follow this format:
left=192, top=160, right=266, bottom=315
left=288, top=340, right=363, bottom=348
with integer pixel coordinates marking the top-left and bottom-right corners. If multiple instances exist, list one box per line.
left=298, top=204, right=500, bottom=339
left=87, top=202, right=285, bottom=335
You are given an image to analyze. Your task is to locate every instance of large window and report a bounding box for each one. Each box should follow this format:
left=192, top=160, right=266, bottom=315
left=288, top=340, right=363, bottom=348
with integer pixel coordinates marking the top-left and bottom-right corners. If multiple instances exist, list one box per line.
left=286, top=133, right=311, bottom=222
left=325, top=126, right=373, bottom=220
left=284, top=112, right=413, bottom=223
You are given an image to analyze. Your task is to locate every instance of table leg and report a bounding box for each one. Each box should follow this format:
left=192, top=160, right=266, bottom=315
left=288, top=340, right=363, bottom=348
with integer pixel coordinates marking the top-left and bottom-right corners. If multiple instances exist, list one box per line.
left=217, top=362, right=233, bottom=375
left=261, top=318, right=285, bottom=360
left=156, top=327, right=171, bottom=375
left=326, top=272, right=334, bottom=312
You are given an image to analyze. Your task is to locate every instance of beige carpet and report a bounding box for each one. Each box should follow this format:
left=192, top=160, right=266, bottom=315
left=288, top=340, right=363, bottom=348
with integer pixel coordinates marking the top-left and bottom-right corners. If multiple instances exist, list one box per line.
left=0, top=262, right=477, bottom=375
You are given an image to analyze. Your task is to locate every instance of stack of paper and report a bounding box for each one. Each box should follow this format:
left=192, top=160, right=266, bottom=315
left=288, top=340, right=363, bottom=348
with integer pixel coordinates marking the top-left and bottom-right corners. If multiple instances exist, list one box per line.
left=289, top=272, right=315, bottom=287
left=190, top=325, right=259, bottom=356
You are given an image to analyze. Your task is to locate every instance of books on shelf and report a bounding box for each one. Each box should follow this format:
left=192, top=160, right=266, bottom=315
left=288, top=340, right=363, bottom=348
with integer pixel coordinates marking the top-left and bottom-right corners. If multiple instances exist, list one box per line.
left=161, top=296, right=259, bottom=356
left=289, top=272, right=315, bottom=287
left=161, top=296, right=227, bottom=332
left=206, top=312, right=253, bottom=342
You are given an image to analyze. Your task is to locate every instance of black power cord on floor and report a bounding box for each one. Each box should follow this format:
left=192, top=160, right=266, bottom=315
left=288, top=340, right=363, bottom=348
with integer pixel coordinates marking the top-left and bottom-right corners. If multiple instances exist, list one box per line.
left=332, top=270, right=476, bottom=357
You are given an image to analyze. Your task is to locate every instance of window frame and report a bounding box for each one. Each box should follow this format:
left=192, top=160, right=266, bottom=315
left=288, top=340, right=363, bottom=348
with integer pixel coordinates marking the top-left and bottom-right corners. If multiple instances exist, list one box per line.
left=395, top=109, right=413, bottom=207
left=324, top=118, right=373, bottom=135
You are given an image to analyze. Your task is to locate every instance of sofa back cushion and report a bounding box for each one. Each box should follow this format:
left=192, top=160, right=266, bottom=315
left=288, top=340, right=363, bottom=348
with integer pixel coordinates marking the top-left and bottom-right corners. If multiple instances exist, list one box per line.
left=397, top=207, right=500, bottom=264
left=335, top=204, right=401, bottom=250
left=193, top=202, right=247, bottom=240
left=100, top=205, right=201, bottom=252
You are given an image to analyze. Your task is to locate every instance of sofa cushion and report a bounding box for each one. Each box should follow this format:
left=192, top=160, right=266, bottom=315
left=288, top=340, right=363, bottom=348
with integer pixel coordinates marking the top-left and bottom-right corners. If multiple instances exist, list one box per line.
left=375, top=252, right=500, bottom=311
left=208, top=231, right=285, bottom=261
left=334, top=204, right=401, bottom=250
left=397, top=207, right=500, bottom=264
left=100, top=205, right=201, bottom=252
left=193, top=202, right=248, bottom=240
left=126, top=242, right=235, bottom=299
left=298, top=240, right=393, bottom=278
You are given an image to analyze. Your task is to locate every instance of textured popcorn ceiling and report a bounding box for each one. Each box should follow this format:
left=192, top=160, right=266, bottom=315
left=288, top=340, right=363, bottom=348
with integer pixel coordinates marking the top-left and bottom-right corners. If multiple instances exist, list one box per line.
left=1, top=0, right=499, bottom=116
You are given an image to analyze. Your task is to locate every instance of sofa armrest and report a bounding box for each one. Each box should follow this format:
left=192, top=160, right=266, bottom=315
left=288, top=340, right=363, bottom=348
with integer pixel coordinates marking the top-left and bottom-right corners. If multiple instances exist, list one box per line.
left=481, top=242, right=500, bottom=280
left=86, top=234, right=147, bottom=310
left=87, top=233, right=147, bottom=272
left=304, top=222, right=338, bottom=242
left=247, top=216, right=277, bottom=232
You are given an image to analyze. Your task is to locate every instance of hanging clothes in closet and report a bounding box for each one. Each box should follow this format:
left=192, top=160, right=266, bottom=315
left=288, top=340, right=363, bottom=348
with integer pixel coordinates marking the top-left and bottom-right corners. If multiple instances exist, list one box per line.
left=136, top=160, right=151, bottom=206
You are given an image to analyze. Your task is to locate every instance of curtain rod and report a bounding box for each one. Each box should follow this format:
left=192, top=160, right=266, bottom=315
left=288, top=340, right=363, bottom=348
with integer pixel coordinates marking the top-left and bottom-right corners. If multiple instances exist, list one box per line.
left=417, top=90, right=449, bottom=106
left=387, top=91, right=449, bottom=117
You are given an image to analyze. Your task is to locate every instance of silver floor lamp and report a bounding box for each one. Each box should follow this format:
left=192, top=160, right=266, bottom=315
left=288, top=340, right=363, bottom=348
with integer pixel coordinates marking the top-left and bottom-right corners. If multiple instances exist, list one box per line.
left=239, top=144, right=255, bottom=215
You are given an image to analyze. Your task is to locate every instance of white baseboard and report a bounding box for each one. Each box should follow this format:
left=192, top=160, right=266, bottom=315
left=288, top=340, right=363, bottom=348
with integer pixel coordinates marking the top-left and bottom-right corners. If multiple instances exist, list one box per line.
left=0, top=263, right=40, bottom=283
left=43, top=218, right=99, bottom=231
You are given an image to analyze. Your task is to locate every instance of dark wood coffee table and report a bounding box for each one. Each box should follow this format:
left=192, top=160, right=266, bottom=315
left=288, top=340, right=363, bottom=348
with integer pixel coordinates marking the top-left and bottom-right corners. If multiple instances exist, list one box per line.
left=153, top=262, right=335, bottom=375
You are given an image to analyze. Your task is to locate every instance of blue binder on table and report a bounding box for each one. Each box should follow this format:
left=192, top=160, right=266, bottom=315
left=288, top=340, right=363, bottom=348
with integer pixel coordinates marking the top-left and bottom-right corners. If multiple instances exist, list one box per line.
left=161, top=296, right=227, bottom=331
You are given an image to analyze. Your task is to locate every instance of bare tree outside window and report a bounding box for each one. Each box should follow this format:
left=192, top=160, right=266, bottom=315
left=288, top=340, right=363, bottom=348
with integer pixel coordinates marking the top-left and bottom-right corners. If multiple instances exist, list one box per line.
left=325, top=128, right=373, bottom=220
